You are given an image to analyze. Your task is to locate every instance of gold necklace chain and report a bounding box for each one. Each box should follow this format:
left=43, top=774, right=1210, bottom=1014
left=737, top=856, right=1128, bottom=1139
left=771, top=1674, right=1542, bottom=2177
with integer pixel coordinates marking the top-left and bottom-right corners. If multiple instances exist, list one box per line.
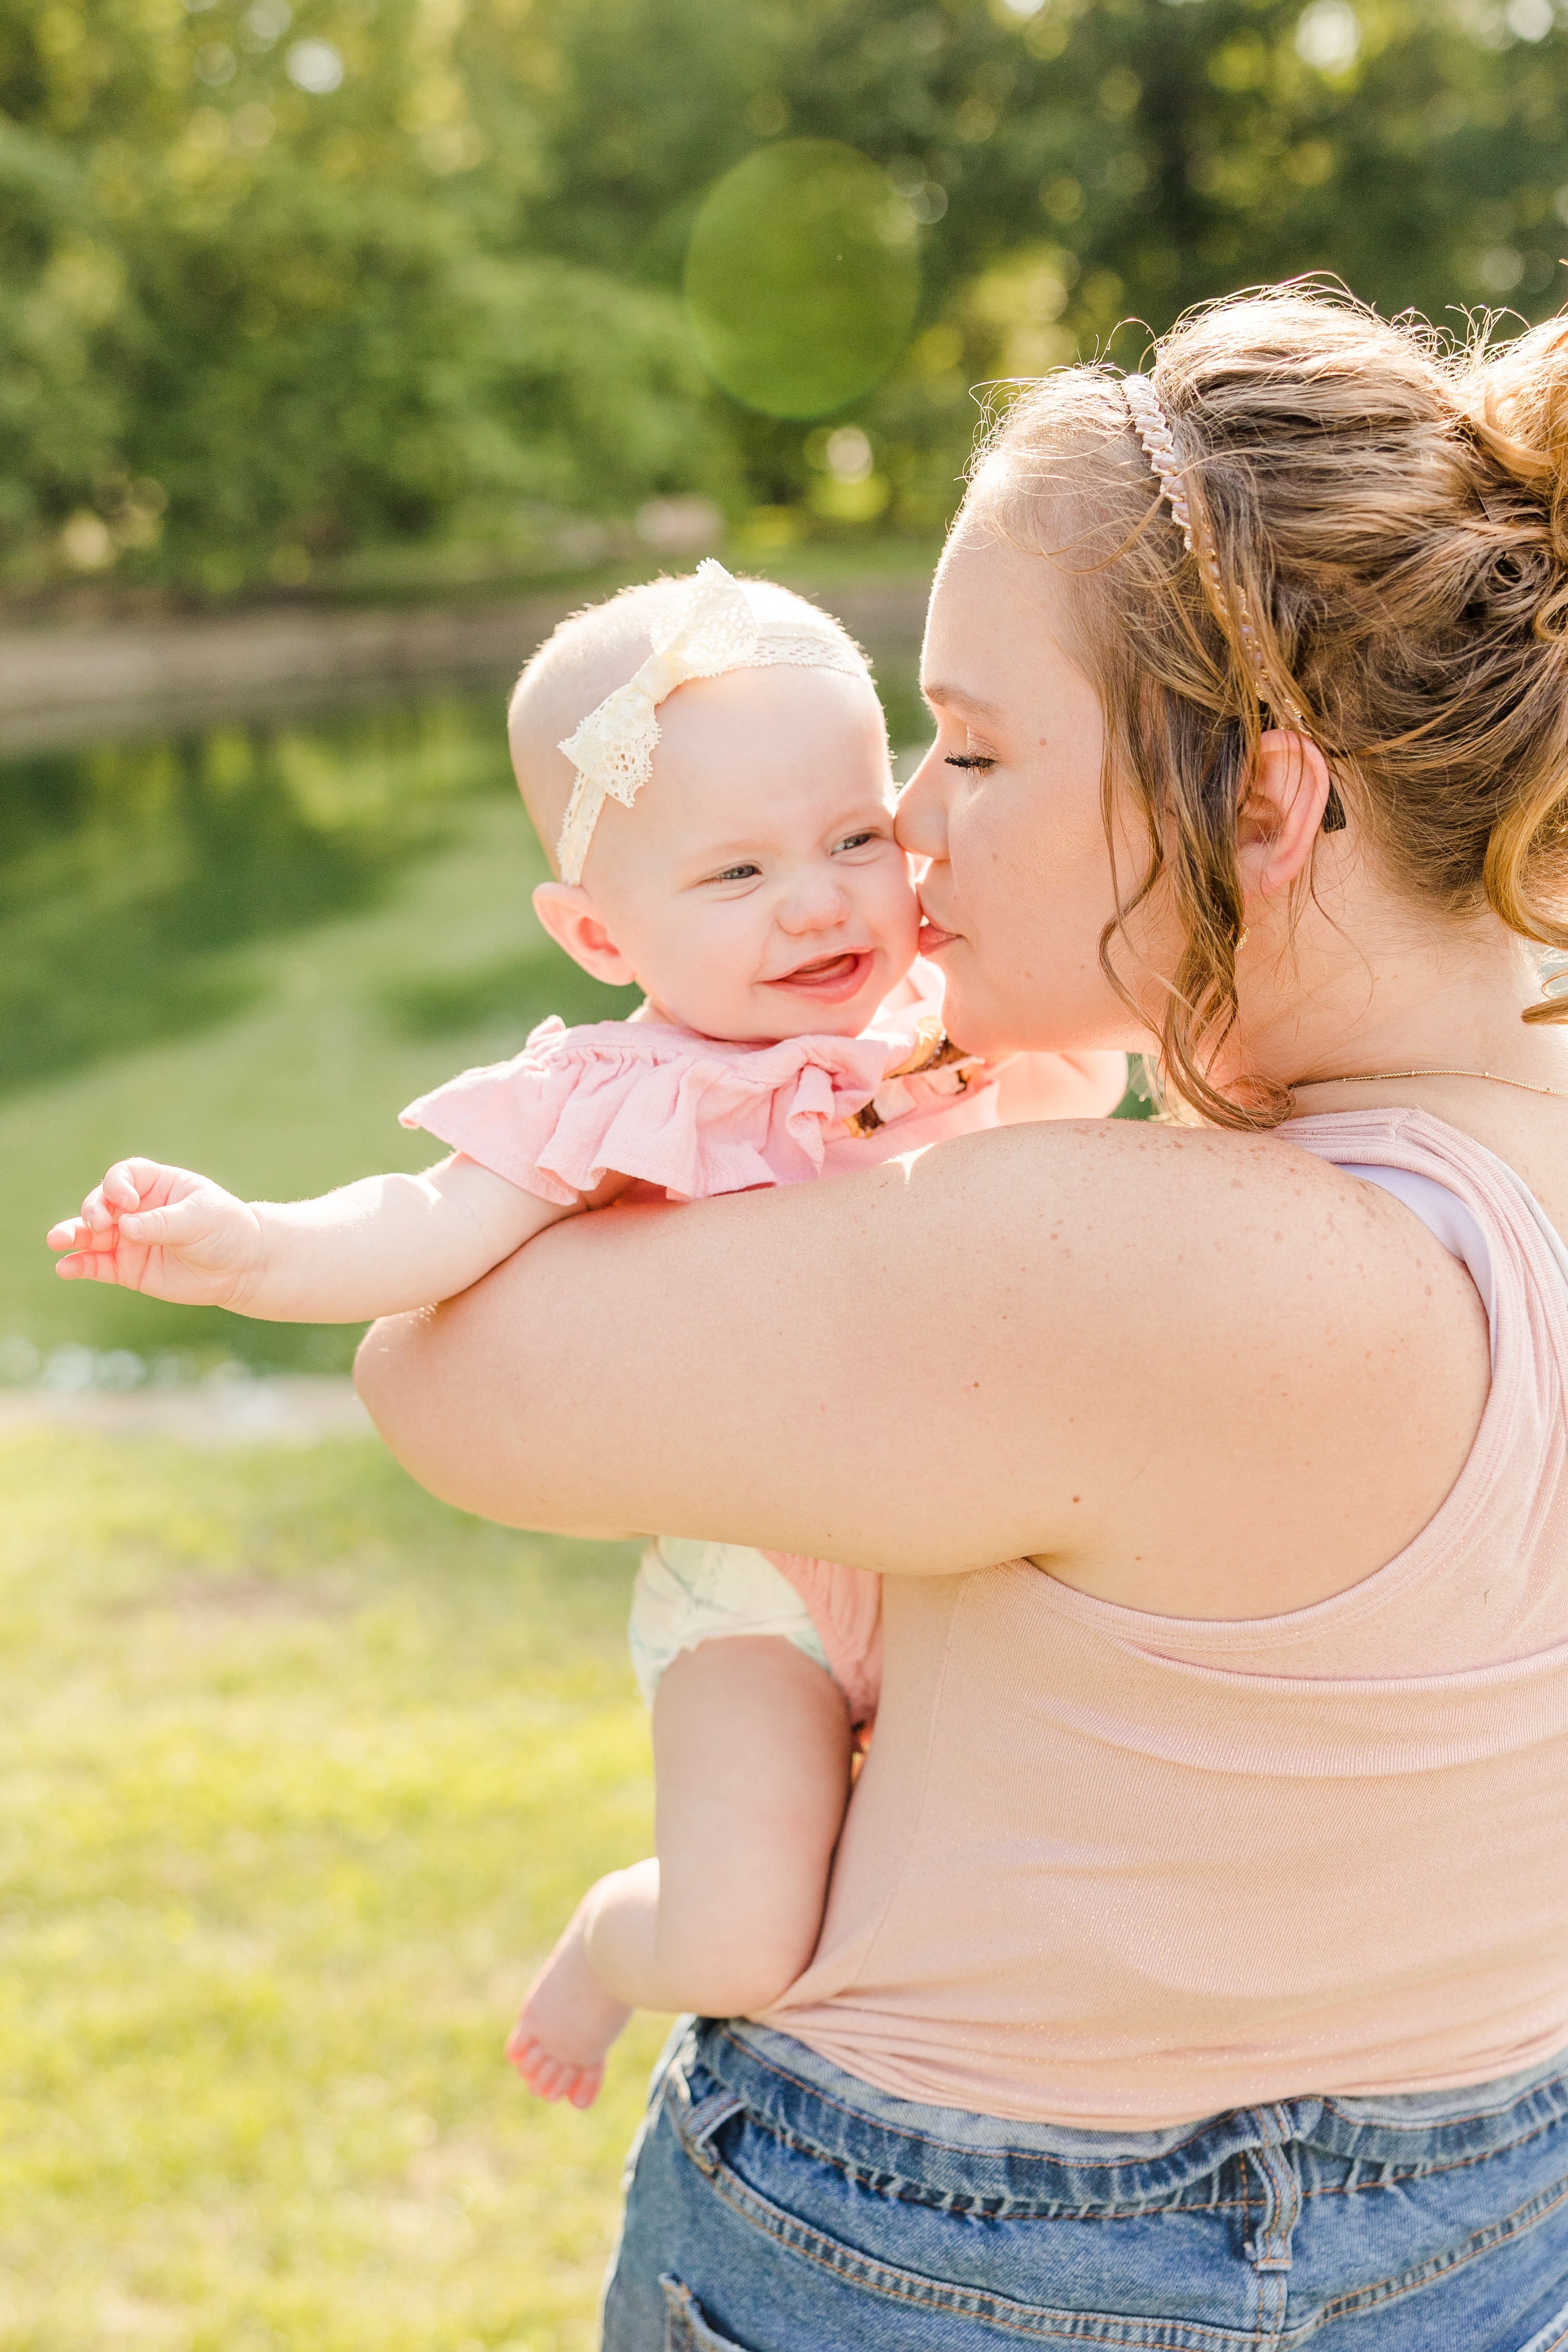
left=1295, top=1068, right=1568, bottom=1102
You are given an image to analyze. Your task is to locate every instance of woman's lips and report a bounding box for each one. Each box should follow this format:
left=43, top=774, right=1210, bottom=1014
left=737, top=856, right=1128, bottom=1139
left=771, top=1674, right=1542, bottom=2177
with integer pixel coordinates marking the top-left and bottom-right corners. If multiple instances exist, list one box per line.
left=917, top=915, right=961, bottom=955
left=763, top=950, right=874, bottom=1003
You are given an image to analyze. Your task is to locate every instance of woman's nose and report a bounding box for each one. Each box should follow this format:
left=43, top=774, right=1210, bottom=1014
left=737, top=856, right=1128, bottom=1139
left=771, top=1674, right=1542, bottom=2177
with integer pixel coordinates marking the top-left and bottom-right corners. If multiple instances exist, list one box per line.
left=895, top=745, right=948, bottom=861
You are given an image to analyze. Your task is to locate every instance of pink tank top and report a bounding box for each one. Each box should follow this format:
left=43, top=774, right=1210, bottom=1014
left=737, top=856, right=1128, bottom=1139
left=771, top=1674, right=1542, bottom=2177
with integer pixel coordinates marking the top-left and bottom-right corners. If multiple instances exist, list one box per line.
left=764, top=1109, right=1568, bottom=2127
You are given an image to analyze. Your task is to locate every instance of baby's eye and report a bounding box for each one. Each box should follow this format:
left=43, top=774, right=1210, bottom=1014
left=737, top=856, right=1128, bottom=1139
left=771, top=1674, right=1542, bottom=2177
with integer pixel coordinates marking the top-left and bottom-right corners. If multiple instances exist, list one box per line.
left=708, top=862, right=760, bottom=884
left=832, top=829, right=879, bottom=854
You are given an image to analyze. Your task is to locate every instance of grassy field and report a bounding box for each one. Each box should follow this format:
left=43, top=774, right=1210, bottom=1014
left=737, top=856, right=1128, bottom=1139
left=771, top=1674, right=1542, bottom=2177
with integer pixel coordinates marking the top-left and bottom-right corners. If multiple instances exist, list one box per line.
left=0, top=1426, right=666, bottom=2351
left=2, top=699, right=639, bottom=1378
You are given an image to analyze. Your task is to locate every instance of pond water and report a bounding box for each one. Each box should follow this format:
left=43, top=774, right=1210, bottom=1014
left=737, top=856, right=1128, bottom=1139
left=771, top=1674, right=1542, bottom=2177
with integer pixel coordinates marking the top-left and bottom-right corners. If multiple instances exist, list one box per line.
left=1, top=640, right=951, bottom=1382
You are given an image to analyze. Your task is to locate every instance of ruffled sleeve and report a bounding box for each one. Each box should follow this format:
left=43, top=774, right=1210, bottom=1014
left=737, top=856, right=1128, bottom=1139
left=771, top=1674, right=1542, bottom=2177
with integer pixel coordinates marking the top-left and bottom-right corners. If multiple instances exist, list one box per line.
left=766, top=1553, right=883, bottom=1733
left=399, top=1016, right=897, bottom=1206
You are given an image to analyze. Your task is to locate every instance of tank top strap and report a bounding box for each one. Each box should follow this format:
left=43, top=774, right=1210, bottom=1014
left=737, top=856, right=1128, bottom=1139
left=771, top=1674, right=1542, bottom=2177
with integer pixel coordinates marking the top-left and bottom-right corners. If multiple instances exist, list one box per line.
left=1283, top=1105, right=1568, bottom=1309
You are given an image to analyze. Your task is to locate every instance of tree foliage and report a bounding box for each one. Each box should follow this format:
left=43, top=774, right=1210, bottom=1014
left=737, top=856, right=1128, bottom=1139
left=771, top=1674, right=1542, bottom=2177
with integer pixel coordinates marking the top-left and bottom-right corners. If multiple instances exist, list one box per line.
left=4, top=0, right=1568, bottom=594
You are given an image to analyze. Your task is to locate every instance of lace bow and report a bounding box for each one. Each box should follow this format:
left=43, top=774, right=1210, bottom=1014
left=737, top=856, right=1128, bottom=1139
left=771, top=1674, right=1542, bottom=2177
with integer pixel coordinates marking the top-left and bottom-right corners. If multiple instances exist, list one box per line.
left=554, top=558, right=868, bottom=884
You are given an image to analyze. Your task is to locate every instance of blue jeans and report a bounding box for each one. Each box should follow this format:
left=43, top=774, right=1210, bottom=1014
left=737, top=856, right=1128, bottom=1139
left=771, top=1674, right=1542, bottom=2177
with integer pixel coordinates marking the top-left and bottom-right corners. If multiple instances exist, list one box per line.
left=601, top=2018, right=1568, bottom=2350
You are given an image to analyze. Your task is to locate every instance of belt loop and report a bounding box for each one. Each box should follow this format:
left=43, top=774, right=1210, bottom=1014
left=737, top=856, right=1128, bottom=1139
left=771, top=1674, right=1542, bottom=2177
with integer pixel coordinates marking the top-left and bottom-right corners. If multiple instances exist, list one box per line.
left=1243, top=2107, right=1303, bottom=2276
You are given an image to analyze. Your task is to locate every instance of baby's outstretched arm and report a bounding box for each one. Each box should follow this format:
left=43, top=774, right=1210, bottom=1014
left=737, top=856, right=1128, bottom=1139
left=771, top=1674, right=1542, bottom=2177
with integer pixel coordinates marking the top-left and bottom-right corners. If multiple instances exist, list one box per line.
left=47, top=1153, right=577, bottom=1323
left=509, top=1635, right=851, bottom=2108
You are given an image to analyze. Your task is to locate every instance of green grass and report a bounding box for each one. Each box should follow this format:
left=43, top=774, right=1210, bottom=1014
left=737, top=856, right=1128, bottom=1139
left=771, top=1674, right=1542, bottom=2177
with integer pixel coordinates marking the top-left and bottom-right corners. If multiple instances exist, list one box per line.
left=0, top=1428, right=664, bottom=2351
left=1, top=749, right=636, bottom=1376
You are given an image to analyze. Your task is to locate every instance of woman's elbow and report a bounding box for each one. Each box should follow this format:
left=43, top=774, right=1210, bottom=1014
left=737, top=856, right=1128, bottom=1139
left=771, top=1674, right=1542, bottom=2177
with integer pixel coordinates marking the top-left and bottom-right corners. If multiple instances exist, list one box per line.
left=354, top=1311, right=454, bottom=1489
left=354, top=1310, right=614, bottom=1535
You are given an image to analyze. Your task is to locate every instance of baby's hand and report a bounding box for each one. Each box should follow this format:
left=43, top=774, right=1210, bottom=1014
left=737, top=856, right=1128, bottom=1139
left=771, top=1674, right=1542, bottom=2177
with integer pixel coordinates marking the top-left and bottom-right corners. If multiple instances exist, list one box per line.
left=47, top=1159, right=266, bottom=1308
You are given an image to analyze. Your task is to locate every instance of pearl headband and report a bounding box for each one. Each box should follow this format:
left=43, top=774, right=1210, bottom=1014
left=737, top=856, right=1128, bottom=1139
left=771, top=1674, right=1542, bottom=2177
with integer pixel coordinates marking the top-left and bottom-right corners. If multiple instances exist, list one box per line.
left=1121, top=373, right=1311, bottom=733
left=554, top=559, right=871, bottom=885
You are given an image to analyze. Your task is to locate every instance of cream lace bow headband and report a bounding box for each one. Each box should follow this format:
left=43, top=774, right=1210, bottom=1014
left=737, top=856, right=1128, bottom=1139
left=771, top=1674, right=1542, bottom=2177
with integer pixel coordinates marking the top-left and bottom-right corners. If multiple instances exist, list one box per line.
left=555, top=558, right=871, bottom=885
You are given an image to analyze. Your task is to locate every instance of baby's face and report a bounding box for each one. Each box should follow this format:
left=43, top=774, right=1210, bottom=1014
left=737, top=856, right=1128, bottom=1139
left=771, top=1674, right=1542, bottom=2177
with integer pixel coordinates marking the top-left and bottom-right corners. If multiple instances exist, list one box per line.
left=558, top=665, right=920, bottom=1042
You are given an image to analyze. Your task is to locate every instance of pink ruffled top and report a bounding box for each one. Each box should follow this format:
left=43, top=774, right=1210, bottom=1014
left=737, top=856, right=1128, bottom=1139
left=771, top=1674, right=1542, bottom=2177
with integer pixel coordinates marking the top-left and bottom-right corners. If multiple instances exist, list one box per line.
left=398, top=963, right=1002, bottom=1732
left=764, top=1552, right=883, bottom=1733
left=400, top=982, right=1128, bottom=1733
left=398, top=961, right=995, bottom=1207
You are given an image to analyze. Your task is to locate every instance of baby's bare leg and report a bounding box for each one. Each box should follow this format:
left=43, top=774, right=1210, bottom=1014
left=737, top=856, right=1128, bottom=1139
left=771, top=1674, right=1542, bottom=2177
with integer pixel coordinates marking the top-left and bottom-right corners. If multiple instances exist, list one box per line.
left=612, top=1635, right=854, bottom=2012
left=508, top=1636, right=852, bottom=2107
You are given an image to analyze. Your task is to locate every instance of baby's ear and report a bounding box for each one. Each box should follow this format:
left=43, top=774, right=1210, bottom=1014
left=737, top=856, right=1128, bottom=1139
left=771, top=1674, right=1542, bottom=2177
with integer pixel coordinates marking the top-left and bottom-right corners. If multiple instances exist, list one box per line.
left=532, top=882, right=639, bottom=987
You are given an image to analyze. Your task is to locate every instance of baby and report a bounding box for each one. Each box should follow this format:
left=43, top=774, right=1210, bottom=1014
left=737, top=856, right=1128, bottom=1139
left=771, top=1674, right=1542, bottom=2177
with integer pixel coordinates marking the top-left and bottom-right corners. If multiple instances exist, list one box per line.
left=48, top=562, right=1126, bottom=2107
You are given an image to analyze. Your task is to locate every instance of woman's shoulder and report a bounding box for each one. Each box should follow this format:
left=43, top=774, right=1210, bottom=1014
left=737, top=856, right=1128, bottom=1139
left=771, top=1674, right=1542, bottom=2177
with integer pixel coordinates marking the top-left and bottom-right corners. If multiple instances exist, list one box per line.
left=912, top=1109, right=1483, bottom=1419
left=357, top=1087, right=1492, bottom=1602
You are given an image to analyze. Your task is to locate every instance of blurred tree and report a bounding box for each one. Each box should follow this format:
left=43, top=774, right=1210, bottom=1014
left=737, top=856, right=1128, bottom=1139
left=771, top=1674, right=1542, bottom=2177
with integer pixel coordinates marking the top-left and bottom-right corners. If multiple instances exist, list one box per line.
left=508, top=0, right=1568, bottom=534
left=0, top=0, right=731, bottom=592
left=4, top=0, right=1568, bottom=594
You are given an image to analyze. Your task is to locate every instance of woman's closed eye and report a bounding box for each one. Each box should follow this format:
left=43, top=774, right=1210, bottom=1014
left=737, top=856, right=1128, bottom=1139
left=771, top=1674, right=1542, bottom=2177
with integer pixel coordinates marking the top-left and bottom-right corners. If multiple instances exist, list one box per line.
left=944, top=753, right=995, bottom=772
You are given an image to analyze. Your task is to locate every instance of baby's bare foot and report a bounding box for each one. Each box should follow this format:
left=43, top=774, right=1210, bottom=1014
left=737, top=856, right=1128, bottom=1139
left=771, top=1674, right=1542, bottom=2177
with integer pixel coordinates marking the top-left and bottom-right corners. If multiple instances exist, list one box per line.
left=507, top=1897, right=632, bottom=2111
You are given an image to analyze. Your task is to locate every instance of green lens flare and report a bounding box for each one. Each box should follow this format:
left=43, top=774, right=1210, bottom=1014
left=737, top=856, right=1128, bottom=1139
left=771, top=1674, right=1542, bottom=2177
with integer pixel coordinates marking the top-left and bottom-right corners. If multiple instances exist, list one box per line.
left=684, top=139, right=922, bottom=421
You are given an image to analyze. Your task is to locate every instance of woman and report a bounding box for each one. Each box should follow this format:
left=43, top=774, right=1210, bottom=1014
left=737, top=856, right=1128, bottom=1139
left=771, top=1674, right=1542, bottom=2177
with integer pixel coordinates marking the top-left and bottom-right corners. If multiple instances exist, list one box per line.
left=357, top=289, right=1568, bottom=2348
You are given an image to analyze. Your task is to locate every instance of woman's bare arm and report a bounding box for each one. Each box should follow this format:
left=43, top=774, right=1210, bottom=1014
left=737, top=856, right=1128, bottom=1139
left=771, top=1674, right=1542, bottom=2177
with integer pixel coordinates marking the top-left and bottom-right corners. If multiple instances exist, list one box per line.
left=355, top=1118, right=1489, bottom=1616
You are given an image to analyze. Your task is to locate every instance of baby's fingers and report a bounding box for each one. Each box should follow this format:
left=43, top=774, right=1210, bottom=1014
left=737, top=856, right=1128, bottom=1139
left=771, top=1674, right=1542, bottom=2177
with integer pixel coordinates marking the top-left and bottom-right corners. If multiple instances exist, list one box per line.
left=103, top=1157, right=173, bottom=1212
left=53, top=1245, right=120, bottom=1284
left=118, top=1196, right=215, bottom=1247
left=47, top=1215, right=94, bottom=1253
left=76, top=1182, right=118, bottom=1235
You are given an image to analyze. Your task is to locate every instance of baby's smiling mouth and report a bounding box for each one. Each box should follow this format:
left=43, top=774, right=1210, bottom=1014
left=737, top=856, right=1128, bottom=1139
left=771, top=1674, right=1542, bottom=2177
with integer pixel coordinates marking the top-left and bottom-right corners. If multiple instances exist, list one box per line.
left=764, top=949, right=874, bottom=1002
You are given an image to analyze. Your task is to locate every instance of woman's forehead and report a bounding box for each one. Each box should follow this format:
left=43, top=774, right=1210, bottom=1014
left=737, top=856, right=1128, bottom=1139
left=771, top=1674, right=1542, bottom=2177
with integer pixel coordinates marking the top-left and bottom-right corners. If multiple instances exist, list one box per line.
left=922, top=537, right=1078, bottom=707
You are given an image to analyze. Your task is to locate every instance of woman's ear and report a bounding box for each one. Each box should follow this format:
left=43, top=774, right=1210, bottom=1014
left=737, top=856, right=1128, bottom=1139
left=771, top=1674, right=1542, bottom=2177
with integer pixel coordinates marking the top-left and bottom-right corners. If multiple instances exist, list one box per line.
left=1237, top=731, right=1336, bottom=907
left=532, top=882, right=640, bottom=986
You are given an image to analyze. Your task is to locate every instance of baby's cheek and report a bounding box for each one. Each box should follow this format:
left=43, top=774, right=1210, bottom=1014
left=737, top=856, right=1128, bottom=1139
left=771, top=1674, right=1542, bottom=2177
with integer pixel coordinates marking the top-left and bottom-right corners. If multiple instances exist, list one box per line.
left=878, top=859, right=924, bottom=949
left=666, top=904, right=773, bottom=1031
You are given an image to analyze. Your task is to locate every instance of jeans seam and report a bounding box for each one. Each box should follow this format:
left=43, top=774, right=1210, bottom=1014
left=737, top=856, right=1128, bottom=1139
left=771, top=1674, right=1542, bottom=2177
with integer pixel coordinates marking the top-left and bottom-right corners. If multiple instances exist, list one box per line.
left=1312, top=2153, right=1568, bottom=2323
left=695, top=2144, right=1277, bottom=2349
left=1317, top=2067, right=1568, bottom=2134
left=693, top=2100, right=1563, bottom=2227
left=710, top=2023, right=1231, bottom=2176
left=715, top=2022, right=1568, bottom=2187
left=715, top=2029, right=1568, bottom=2224
left=1297, top=2109, right=1565, bottom=2203
left=716, top=2100, right=1259, bottom=2224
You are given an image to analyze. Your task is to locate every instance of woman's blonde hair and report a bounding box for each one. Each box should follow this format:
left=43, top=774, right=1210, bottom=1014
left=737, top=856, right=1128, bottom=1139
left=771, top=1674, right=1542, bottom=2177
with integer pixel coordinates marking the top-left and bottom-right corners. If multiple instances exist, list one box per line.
left=965, top=285, right=1568, bottom=1128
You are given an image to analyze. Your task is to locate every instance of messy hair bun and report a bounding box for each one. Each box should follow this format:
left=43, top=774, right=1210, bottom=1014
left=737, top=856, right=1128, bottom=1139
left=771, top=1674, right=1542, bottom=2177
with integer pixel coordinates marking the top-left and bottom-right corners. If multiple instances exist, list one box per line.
left=968, top=287, right=1568, bottom=1127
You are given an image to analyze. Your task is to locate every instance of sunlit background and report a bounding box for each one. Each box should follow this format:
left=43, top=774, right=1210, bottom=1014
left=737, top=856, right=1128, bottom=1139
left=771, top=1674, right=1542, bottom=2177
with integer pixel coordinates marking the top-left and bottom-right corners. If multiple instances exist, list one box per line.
left=6, top=6, right=1568, bottom=2343
left=10, top=0, right=1568, bottom=1383
left=7, top=0, right=1568, bottom=596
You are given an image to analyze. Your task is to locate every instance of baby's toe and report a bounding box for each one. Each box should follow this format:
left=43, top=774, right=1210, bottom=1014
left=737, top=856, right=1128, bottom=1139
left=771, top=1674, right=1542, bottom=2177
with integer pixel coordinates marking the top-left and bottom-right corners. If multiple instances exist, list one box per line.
left=565, top=2063, right=603, bottom=2110
left=532, top=2054, right=571, bottom=2101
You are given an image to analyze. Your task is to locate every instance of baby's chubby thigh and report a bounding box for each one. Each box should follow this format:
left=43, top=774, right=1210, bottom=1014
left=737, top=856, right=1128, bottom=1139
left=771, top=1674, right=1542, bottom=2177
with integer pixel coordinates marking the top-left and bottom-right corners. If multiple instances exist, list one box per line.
left=633, top=1541, right=853, bottom=2015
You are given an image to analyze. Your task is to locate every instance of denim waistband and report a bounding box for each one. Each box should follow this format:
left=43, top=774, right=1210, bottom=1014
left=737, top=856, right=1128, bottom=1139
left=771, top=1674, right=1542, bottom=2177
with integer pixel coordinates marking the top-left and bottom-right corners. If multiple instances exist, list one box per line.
left=695, top=2021, right=1568, bottom=2218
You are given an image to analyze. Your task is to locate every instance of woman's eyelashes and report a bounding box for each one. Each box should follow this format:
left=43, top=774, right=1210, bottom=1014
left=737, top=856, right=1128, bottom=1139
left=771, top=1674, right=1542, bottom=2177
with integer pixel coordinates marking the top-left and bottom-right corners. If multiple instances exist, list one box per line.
left=944, top=753, right=996, bottom=773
